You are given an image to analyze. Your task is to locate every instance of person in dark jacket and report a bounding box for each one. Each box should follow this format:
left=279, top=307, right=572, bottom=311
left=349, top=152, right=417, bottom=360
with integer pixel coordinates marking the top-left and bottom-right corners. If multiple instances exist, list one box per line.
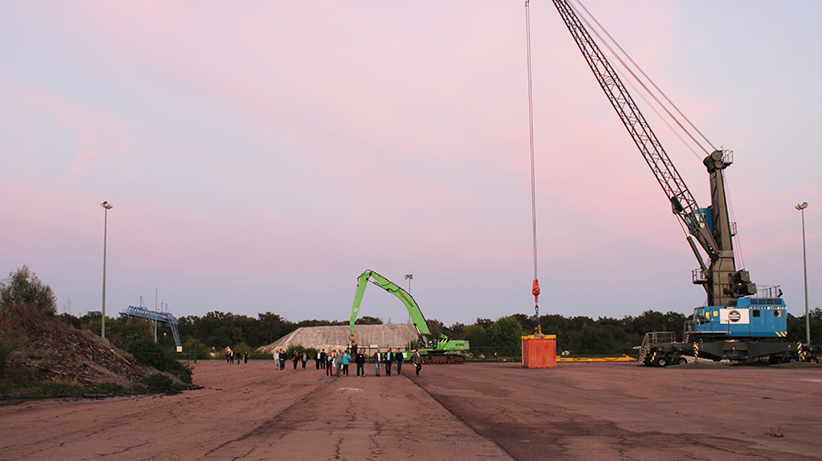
left=385, top=348, right=394, bottom=376
left=278, top=349, right=287, bottom=370
left=355, top=350, right=366, bottom=377
left=395, top=349, right=404, bottom=375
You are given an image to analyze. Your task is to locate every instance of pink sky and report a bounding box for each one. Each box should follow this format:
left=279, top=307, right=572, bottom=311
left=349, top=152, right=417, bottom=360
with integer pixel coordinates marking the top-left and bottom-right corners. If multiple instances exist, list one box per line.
left=1, top=1, right=819, bottom=325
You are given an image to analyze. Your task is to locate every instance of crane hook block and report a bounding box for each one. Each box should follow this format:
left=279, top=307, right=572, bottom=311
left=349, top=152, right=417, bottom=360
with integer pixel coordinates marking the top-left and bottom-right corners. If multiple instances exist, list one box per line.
left=532, top=279, right=541, bottom=302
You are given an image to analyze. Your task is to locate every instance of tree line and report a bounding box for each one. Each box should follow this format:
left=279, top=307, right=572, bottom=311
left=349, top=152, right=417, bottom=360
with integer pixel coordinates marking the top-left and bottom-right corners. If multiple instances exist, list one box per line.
left=4, top=266, right=820, bottom=358
left=61, top=308, right=821, bottom=358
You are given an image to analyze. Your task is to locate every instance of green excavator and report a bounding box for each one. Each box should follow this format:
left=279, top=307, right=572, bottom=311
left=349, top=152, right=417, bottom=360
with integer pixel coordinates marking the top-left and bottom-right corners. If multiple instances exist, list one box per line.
left=349, top=270, right=469, bottom=364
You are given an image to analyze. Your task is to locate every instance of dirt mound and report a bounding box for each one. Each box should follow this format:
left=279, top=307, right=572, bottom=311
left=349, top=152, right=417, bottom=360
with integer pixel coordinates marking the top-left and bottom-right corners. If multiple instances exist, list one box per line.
left=2, top=307, right=157, bottom=389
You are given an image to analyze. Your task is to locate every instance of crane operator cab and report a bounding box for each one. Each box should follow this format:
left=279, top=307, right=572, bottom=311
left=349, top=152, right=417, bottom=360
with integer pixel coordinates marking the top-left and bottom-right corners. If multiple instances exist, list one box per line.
left=689, top=296, right=787, bottom=339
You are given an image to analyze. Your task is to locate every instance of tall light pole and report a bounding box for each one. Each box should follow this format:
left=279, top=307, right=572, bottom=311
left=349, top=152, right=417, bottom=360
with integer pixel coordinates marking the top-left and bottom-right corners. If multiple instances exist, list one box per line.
left=796, top=202, right=810, bottom=344
left=101, top=201, right=113, bottom=340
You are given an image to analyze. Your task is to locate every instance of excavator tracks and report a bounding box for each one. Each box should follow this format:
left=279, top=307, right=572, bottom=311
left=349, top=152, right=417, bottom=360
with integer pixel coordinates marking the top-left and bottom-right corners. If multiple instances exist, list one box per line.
left=423, top=353, right=466, bottom=365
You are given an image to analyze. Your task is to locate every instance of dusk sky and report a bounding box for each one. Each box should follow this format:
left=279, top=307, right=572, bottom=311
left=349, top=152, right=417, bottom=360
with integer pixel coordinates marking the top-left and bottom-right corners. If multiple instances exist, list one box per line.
left=2, top=1, right=819, bottom=327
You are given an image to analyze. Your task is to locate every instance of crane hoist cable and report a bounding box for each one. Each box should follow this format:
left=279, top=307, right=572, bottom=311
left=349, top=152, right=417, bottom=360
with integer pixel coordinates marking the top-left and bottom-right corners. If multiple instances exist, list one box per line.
left=572, top=0, right=716, bottom=155
left=570, top=0, right=750, bottom=270
left=525, top=0, right=542, bottom=335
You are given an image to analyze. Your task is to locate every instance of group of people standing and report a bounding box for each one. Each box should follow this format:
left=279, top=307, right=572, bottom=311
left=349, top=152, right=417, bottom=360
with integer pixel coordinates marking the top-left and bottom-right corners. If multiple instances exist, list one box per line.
left=272, top=348, right=311, bottom=370
left=309, top=347, right=424, bottom=377
left=228, top=346, right=425, bottom=376
left=226, top=350, right=248, bottom=364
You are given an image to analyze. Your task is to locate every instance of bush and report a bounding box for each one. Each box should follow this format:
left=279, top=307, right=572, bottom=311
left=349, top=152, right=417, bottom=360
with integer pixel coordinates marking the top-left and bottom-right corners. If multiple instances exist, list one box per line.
left=128, top=338, right=192, bottom=385
left=129, top=338, right=166, bottom=370
left=0, top=266, right=56, bottom=315
left=285, top=345, right=317, bottom=357
left=248, top=350, right=273, bottom=360
left=95, top=382, right=126, bottom=395
left=165, top=360, right=192, bottom=385
left=232, top=342, right=252, bottom=355
left=182, top=338, right=210, bottom=361
left=0, top=330, right=19, bottom=377
left=143, top=373, right=174, bottom=392
left=36, top=381, right=85, bottom=398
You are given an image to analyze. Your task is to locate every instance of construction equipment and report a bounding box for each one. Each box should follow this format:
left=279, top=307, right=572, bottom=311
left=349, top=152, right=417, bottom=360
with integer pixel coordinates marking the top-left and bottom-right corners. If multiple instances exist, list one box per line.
left=551, top=0, right=818, bottom=365
left=349, top=270, right=469, bottom=364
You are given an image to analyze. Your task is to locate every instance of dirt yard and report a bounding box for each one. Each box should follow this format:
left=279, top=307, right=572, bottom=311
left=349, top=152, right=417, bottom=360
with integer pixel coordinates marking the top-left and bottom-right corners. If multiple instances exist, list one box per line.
left=1, top=360, right=820, bottom=460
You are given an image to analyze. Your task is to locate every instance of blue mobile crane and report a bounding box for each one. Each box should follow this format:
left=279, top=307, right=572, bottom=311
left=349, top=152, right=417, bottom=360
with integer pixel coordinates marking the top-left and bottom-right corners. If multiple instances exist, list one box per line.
left=550, top=0, right=818, bottom=365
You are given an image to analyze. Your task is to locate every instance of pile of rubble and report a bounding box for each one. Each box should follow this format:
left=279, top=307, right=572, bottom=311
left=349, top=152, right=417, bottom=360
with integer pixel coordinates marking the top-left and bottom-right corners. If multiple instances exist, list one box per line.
left=4, top=311, right=157, bottom=389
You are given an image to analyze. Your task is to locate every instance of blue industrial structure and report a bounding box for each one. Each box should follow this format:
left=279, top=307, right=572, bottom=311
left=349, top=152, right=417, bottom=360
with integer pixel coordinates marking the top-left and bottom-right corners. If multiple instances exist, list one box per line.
left=120, top=305, right=182, bottom=351
left=551, top=0, right=817, bottom=364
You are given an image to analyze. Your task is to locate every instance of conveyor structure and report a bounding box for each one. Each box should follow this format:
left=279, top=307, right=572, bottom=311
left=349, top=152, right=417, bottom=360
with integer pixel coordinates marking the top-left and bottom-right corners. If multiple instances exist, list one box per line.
left=120, top=305, right=182, bottom=351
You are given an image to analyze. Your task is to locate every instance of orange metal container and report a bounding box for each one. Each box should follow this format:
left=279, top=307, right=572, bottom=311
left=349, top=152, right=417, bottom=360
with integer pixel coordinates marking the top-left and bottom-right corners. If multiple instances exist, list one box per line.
left=521, top=334, right=557, bottom=369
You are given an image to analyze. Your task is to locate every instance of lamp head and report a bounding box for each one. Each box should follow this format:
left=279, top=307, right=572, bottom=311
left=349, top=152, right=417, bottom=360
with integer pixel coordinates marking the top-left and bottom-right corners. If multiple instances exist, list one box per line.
left=796, top=202, right=808, bottom=211
left=101, top=201, right=113, bottom=210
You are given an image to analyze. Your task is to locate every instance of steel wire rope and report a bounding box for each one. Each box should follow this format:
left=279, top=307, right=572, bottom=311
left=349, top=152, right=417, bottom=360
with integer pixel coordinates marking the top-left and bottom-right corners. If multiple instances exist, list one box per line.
left=572, top=1, right=750, bottom=280
left=623, top=74, right=705, bottom=162
left=575, top=0, right=717, bottom=154
left=571, top=0, right=713, bottom=160
left=525, top=0, right=542, bottom=332
left=568, top=0, right=697, bottom=242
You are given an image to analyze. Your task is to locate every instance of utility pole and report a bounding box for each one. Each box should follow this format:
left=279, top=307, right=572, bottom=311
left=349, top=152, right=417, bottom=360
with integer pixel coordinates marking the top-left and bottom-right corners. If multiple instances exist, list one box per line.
left=154, top=288, right=158, bottom=343
left=796, top=202, right=810, bottom=344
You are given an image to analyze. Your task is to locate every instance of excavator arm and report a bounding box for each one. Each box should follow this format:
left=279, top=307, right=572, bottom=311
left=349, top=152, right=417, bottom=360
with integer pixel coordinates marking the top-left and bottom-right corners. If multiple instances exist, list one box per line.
left=349, top=270, right=433, bottom=347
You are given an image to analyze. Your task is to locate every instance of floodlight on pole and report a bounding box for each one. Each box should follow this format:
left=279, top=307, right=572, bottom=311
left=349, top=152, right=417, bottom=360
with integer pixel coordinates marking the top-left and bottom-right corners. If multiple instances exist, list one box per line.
left=101, top=201, right=113, bottom=340
left=796, top=201, right=810, bottom=345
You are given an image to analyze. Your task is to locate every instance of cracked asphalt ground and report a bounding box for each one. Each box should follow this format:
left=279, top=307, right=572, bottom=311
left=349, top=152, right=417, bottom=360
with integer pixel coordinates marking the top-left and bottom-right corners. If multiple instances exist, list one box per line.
left=1, top=361, right=820, bottom=460
left=0, top=361, right=509, bottom=461
left=415, top=362, right=822, bottom=461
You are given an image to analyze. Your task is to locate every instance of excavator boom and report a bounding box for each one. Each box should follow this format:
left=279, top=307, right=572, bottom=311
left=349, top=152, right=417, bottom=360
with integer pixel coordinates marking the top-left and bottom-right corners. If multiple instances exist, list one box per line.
left=350, top=270, right=431, bottom=338
left=349, top=270, right=468, bottom=363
